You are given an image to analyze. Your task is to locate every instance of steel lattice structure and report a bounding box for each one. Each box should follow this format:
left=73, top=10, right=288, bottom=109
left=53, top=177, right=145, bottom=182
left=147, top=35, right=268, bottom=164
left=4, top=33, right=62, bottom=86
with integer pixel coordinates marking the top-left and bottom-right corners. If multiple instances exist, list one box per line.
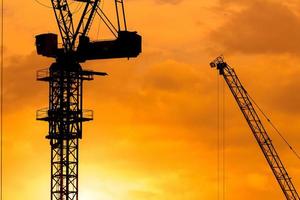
left=35, top=0, right=141, bottom=199
left=210, top=56, right=299, bottom=200
left=37, top=63, right=104, bottom=200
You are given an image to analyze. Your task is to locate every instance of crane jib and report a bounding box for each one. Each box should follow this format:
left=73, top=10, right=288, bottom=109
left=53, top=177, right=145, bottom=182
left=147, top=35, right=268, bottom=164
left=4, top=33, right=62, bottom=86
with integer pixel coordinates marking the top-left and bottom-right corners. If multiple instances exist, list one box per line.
left=210, top=56, right=300, bottom=200
left=36, top=0, right=141, bottom=61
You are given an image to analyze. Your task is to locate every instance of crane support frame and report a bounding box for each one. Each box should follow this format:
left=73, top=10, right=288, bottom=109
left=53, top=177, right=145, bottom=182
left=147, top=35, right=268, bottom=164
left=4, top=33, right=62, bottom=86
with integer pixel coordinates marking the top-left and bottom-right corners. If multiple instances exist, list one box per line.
left=41, top=64, right=84, bottom=200
left=36, top=63, right=106, bottom=200
left=53, top=0, right=129, bottom=51
left=210, top=56, right=300, bottom=200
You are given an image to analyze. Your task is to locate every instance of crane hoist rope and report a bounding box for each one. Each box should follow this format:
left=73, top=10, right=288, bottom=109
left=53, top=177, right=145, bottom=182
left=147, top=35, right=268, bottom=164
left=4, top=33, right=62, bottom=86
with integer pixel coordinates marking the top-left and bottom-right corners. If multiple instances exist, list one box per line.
left=33, top=0, right=52, bottom=9
left=0, top=1, right=3, bottom=198
left=217, top=72, right=221, bottom=200
left=217, top=74, right=226, bottom=200
left=222, top=79, right=226, bottom=200
left=210, top=56, right=300, bottom=200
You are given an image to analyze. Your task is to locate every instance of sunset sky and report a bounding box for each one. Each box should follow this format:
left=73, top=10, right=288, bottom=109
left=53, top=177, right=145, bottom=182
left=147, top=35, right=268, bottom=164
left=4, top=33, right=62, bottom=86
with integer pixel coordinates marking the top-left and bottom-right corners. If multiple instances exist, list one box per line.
left=3, top=0, right=300, bottom=200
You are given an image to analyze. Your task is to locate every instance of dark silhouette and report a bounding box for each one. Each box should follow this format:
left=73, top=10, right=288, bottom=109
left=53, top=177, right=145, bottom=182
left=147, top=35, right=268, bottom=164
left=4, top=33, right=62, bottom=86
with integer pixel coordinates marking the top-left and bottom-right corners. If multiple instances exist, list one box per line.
left=210, top=56, right=299, bottom=200
left=36, top=1, right=142, bottom=200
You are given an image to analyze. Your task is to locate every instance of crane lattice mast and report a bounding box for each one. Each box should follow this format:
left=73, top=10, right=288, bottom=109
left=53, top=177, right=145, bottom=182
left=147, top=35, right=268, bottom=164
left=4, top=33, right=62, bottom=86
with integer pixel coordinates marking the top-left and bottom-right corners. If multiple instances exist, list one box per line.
left=36, top=0, right=142, bottom=200
left=210, top=56, right=299, bottom=200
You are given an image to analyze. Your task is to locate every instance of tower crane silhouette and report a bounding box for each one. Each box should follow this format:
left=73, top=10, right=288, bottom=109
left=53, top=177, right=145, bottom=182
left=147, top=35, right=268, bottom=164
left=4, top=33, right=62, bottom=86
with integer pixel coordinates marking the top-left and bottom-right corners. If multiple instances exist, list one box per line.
left=210, top=56, right=299, bottom=200
left=35, top=1, right=141, bottom=200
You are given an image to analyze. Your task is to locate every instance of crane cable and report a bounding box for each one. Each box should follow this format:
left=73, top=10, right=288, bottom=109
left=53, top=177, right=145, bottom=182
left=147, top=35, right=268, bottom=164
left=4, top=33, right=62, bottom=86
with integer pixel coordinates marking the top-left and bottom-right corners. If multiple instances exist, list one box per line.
left=72, top=2, right=83, bottom=15
left=96, top=0, right=105, bottom=40
left=217, top=73, right=220, bottom=200
left=244, top=87, right=300, bottom=160
left=217, top=74, right=226, bottom=200
left=33, top=0, right=52, bottom=9
left=222, top=78, right=226, bottom=200
left=33, top=0, right=77, bottom=9
left=1, top=0, right=3, bottom=197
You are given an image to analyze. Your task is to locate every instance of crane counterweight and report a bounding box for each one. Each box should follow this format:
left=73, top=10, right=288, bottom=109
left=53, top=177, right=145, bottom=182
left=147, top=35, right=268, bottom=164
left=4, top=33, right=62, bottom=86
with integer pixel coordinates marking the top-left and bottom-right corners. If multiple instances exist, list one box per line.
left=77, top=31, right=141, bottom=61
left=36, top=33, right=58, bottom=57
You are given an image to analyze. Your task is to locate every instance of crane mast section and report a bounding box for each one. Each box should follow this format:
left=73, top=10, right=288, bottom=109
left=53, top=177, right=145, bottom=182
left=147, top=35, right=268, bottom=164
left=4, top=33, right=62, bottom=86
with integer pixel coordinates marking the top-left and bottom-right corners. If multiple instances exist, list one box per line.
left=210, top=57, right=299, bottom=200
left=51, top=0, right=75, bottom=51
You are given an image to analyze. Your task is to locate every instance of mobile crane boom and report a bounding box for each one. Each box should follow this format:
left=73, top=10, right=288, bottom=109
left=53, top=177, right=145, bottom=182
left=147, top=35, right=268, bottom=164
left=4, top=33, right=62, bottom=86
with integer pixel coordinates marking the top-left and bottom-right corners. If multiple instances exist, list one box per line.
left=210, top=56, right=299, bottom=200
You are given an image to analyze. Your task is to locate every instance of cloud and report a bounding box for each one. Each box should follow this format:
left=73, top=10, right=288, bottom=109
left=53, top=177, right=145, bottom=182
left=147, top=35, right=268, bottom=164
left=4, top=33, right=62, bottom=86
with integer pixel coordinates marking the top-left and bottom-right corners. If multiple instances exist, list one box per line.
left=126, top=190, right=158, bottom=200
left=4, top=1, right=300, bottom=200
left=154, top=0, right=183, bottom=5
left=3, top=52, right=52, bottom=112
left=209, top=1, right=300, bottom=54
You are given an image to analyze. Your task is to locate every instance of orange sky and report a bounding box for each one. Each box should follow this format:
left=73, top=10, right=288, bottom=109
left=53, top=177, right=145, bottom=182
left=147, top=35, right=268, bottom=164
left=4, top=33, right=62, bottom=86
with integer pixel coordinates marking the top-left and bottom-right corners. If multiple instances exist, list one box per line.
left=2, top=0, right=300, bottom=200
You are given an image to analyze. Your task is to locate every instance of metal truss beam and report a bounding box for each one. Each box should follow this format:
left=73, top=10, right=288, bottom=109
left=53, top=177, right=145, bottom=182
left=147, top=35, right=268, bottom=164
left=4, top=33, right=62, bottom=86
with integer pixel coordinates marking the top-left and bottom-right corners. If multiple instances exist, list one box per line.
left=210, top=56, right=300, bottom=200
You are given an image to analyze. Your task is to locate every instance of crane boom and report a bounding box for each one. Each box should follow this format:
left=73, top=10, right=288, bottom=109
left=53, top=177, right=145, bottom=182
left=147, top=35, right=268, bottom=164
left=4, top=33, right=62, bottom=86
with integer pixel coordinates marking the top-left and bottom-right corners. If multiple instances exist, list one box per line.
left=51, top=0, right=75, bottom=51
left=210, top=56, right=299, bottom=200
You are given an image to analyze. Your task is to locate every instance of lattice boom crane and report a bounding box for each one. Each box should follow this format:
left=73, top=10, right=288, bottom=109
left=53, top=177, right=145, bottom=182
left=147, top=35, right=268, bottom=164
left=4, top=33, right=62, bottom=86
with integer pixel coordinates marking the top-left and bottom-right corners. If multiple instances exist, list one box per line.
left=210, top=56, right=299, bottom=200
left=35, top=1, right=142, bottom=200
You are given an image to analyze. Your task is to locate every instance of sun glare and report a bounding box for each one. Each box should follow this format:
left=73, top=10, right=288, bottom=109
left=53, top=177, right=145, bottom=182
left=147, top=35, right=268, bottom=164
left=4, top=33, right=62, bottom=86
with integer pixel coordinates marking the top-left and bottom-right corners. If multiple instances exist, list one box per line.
left=80, top=187, right=114, bottom=200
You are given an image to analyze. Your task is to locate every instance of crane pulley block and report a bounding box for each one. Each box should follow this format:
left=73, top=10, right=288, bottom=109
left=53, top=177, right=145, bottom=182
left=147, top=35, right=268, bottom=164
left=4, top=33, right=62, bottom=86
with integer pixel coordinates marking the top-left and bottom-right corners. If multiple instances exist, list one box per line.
left=210, top=60, right=226, bottom=75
